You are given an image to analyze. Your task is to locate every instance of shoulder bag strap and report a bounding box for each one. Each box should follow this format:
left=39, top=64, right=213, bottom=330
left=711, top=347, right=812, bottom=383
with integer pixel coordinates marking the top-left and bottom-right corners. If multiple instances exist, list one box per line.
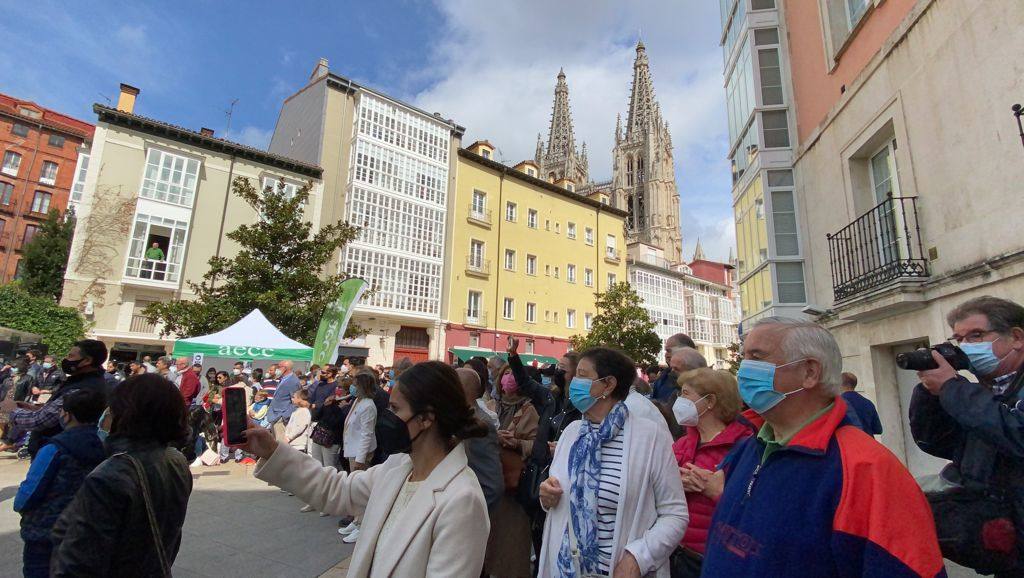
left=116, top=453, right=171, bottom=577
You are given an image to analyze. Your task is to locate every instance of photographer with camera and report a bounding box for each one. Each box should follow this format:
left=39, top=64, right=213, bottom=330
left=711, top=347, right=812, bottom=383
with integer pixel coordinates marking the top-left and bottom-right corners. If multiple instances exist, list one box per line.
left=910, top=295, right=1024, bottom=575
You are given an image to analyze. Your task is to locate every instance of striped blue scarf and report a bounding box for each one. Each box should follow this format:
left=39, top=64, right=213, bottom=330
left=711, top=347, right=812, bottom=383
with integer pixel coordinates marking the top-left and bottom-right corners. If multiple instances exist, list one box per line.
left=557, top=401, right=629, bottom=577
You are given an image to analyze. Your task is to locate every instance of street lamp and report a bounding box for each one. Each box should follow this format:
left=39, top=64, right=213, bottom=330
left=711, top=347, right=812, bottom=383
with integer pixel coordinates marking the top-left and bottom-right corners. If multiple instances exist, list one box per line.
left=1013, top=104, right=1024, bottom=151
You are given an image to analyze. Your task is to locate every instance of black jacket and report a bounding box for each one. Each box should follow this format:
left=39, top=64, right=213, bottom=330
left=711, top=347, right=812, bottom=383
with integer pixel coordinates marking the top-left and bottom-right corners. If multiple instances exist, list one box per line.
left=909, top=371, right=1024, bottom=502
left=51, top=436, right=193, bottom=577
left=508, top=353, right=571, bottom=467
left=27, top=370, right=108, bottom=457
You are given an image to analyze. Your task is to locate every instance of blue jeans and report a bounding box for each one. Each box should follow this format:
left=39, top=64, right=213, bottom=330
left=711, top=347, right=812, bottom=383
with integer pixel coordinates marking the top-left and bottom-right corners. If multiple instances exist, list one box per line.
left=23, top=539, right=51, bottom=578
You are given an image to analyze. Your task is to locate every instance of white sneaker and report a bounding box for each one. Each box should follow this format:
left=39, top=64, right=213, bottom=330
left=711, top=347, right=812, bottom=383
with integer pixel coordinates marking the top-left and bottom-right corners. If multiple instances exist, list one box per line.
left=319, top=512, right=329, bottom=517
left=300, top=504, right=315, bottom=513
left=338, top=521, right=359, bottom=536
left=190, top=458, right=203, bottom=467
left=342, top=527, right=360, bottom=544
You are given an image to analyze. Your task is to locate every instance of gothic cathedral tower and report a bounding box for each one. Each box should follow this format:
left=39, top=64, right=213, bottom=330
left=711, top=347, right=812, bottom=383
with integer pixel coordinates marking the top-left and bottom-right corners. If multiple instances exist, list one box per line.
left=536, top=69, right=589, bottom=186
left=612, top=41, right=683, bottom=264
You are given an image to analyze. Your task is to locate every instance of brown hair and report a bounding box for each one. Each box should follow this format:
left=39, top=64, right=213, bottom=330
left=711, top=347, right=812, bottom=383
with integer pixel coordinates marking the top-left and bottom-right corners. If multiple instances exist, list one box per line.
left=109, top=374, right=189, bottom=445
left=397, top=361, right=487, bottom=445
left=677, top=368, right=742, bottom=423
left=352, top=372, right=377, bottom=399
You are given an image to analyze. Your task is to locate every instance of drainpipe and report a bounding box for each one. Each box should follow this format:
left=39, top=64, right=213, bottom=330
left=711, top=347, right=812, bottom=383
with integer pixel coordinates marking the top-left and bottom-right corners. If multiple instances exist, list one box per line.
left=492, top=171, right=505, bottom=352
left=208, top=153, right=237, bottom=291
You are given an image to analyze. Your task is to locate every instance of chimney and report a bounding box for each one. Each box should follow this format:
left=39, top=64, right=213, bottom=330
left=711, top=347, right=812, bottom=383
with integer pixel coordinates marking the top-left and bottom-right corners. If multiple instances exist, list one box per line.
left=116, top=83, right=140, bottom=114
left=200, top=127, right=215, bottom=137
left=310, top=57, right=329, bottom=81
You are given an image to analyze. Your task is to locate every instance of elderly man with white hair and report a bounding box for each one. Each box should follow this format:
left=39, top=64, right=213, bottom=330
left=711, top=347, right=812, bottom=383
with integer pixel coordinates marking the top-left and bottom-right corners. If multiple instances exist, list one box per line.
left=700, top=317, right=945, bottom=578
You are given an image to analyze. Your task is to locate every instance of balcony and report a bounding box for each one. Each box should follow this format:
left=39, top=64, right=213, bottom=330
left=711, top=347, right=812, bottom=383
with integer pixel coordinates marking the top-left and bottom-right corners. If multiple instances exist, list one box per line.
left=465, top=256, right=490, bottom=278
left=467, top=205, right=492, bottom=228
left=464, top=309, right=488, bottom=327
left=827, top=195, right=928, bottom=303
left=604, top=246, right=621, bottom=264
left=129, top=314, right=157, bottom=334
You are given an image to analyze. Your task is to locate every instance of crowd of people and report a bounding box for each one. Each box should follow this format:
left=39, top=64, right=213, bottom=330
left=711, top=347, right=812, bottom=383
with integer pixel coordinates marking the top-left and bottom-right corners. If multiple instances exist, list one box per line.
left=8, top=293, right=1024, bottom=577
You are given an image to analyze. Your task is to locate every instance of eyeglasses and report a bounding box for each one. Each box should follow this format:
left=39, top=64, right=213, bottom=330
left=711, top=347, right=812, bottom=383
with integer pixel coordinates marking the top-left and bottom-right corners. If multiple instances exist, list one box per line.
left=948, top=329, right=999, bottom=346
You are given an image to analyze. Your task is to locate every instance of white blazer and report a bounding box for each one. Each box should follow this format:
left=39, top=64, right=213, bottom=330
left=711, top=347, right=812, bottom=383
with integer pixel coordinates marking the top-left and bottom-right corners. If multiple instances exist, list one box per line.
left=538, top=413, right=688, bottom=577
left=344, top=397, right=377, bottom=461
left=255, top=442, right=489, bottom=577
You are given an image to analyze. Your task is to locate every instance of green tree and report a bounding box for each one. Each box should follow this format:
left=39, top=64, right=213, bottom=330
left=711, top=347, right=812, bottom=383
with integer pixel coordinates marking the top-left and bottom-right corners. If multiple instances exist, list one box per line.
left=726, top=341, right=741, bottom=375
left=21, top=209, right=75, bottom=302
left=0, top=284, right=86, bottom=356
left=570, top=281, right=661, bottom=366
left=145, top=177, right=362, bottom=344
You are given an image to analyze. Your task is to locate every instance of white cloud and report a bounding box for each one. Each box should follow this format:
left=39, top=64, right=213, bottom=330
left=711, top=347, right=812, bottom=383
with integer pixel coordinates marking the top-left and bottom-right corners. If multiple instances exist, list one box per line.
left=226, top=126, right=273, bottom=149
left=410, top=0, right=735, bottom=262
left=115, top=24, right=147, bottom=46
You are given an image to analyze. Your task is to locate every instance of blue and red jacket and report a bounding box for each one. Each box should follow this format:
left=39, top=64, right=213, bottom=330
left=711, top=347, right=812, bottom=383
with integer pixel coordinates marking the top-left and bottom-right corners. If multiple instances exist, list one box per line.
left=702, top=397, right=946, bottom=577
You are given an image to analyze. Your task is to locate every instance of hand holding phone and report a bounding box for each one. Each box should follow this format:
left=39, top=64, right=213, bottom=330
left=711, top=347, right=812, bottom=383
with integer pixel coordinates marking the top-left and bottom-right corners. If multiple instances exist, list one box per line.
left=222, top=386, right=248, bottom=446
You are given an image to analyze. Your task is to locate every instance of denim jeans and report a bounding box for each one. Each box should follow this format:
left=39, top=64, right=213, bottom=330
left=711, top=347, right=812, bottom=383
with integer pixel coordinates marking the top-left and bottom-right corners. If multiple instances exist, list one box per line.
left=23, top=539, right=51, bottom=578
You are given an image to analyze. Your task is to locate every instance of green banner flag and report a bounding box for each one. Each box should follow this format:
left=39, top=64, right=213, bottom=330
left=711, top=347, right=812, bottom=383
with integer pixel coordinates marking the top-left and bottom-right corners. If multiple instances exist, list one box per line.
left=312, top=278, right=368, bottom=366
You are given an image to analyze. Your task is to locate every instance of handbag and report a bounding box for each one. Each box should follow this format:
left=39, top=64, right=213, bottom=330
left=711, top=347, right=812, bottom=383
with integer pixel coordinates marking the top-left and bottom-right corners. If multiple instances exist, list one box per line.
left=566, top=516, right=602, bottom=578
left=310, top=423, right=337, bottom=447
left=926, top=483, right=1018, bottom=574
left=669, top=546, right=704, bottom=578
left=500, top=446, right=525, bottom=494
left=516, top=460, right=548, bottom=514
left=116, top=453, right=172, bottom=577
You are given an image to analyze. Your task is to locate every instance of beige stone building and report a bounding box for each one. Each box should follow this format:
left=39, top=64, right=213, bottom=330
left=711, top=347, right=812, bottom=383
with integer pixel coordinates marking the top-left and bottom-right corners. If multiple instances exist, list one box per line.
left=268, top=59, right=463, bottom=366
left=62, top=84, right=322, bottom=361
left=777, top=0, right=1024, bottom=477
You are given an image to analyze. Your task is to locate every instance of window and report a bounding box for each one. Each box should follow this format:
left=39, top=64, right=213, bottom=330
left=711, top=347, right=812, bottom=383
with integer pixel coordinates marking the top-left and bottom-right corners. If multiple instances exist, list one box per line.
left=2, top=151, right=21, bottom=176
left=526, top=254, right=537, bottom=275
left=526, top=167, right=536, bottom=177
left=469, top=240, right=485, bottom=269
left=13, top=259, right=23, bottom=280
left=555, top=222, right=560, bottom=234
left=757, top=48, right=783, bottom=106
left=607, top=273, right=617, bottom=289
left=0, top=219, right=5, bottom=239
left=545, top=219, right=550, bottom=231
left=762, top=110, right=790, bottom=148
left=527, top=209, right=538, bottom=229
left=554, top=311, right=559, bottom=323
left=584, top=313, right=593, bottom=330
left=525, top=340, right=535, bottom=354
left=526, top=302, right=537, bottom=323
left=504, top=249, right=516, bottom=271
left=70, top=153, right=90, bottom=203
left=0, top=182, right=12, bottom=206
left=751, top=0, right=775, bottom=9
left=30, top=191, right=51, bottom=214
left=769, top=171, right=799, bottom=256
left=467, top=291, right=482, bottom=320
left=545, top=264, right=551, bottom=276
left=584, top=268, right=593, bottom=287
left=846, top=0, right=870, bottom=30
left=505, top=201, right=517, bottom=222
left=482, top=149, right=491, bottom=159
left=566, top=309, right=576, bottom=329
left=605, top=234, right=618, bottom=259
left=776, top=262, right=807, bottom=303
left=554, top=266, right=560, bottom=279
left=566, top=183, right=575, bottom=192
left=39, top=161, right=58, bottom=185
left=11, top=124, right=29, bottom=138
left=472, top=190, right=487, bottom=215
left=125, top=213, right=190, bottom=282
left=567, top=264, right=576, bottom=283
left=140, top=148, right=201, bottom=206
left=18, top=107, right=41, bottom=119
left=567, top=222, right=576, bottom=239
left=262, top=177, right=299, bottom=200
left=48, top=134, right=65, bottom=148
left=469, top=333, right=480, bottom=347
left=503, top=298, right=515, bottom=320
left=22, top=224, right=39, bottom=246
left=584, top=227, right=594, bottom=245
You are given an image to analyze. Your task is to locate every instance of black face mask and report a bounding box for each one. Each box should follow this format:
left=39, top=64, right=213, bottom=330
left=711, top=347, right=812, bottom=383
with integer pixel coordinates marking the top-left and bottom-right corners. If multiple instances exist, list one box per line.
left=553, top=369, right=567, bottom=389
left=392, top=411, right=423, bottom=454
left=62, top=358, right=83, bottom=375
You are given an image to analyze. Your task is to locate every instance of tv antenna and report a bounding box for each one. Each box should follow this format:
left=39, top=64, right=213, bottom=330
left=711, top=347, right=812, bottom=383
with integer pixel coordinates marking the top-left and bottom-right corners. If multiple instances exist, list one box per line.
left=224, top=98, right=239, bottom=135
left=98, top=93, right=112, bottom=106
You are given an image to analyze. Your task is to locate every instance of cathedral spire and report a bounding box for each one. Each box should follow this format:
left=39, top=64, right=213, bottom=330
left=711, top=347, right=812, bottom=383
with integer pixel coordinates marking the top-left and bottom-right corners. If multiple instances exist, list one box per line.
left=538, top=68, right=589, bottom=186
left=625, top=40, right=662, bottom=141
left=693, top=238, right=706, bottom=261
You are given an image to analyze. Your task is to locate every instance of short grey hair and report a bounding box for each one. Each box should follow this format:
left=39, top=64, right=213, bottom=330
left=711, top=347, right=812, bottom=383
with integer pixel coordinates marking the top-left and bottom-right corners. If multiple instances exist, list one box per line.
left=752, top=317, right=843, bottom=395
left=671, top=346, right=708, bottom=370
left=158, top=356, right=174, bottom=367
left=947, top=295, right=1024, bottom=334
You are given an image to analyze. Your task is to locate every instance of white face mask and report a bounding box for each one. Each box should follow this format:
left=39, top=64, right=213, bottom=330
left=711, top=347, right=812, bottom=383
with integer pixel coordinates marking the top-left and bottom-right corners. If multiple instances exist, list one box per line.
left=672, top=395, right=709, bottom=427
left=232, top=369, right=242, bottom=376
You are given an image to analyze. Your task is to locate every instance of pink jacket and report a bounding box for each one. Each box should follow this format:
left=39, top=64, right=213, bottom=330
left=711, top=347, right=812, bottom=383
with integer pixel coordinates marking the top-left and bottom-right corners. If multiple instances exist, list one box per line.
left=672, top=419, right=754, bottom=554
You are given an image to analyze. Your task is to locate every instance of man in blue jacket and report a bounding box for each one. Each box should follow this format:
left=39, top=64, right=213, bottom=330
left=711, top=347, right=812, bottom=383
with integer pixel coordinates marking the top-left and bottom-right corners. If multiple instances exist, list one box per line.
left=267, top=360, right=299, bottom=440
left=650, top=333, right=696, bottom=402
left=15, top=388, right=106, bottom=577
left=702, top=317, right=945, bottom=578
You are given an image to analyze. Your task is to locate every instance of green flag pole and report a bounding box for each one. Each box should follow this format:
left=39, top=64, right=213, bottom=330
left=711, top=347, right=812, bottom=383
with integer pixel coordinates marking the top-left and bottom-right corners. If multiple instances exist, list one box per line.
left=311, top=278, right=368, bottom=367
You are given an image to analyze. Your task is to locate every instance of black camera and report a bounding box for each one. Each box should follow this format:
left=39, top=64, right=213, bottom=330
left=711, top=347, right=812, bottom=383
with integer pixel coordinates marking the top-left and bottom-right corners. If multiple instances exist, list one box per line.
left=896, top=342, right=971, bottom=371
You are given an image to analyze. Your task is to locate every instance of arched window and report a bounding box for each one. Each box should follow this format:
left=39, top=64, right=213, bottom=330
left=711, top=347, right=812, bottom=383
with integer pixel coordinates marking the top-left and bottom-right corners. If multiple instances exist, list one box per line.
left=626, top=156, right=634, bottom=187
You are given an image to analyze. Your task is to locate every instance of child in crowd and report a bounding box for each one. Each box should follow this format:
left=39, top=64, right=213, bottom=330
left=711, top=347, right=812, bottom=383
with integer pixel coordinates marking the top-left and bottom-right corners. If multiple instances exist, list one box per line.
left=250, top=389, right=272, bottom=428
left=285, top=389, right=312, bottom=452
left=15, top=389, right=107, bottom=577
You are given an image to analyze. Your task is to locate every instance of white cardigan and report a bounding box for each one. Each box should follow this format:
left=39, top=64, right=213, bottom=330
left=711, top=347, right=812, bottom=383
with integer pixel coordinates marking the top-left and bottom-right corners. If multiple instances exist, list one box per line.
left=255, top=442, right=489, bottom=577
left=343, top=397, right=377, bottom=461
left=538, top=413, right=688, bottom=577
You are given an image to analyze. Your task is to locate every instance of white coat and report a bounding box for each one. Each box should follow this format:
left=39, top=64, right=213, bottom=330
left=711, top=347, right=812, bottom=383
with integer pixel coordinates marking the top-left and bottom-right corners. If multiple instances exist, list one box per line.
left=255, top=442, right=489, bottom=577
left=538, top=412, right=688, bottom=577
left=343, top=397, right=377, bottom=462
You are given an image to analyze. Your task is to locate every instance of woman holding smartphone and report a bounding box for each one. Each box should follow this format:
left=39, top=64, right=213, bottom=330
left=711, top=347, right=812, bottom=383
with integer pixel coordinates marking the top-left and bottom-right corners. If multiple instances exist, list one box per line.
left=239, top=361, right=491, bottom=577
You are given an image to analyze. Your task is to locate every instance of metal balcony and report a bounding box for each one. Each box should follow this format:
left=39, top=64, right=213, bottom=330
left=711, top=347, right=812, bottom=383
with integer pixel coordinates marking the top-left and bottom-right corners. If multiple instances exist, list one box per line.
left=464, top=309, right=488, bottom=327
left=467, top=205, right=492, bottom=227
left=604, top=247, right=621, bottom=263
left=130, top=314, right=157, bottom=334
left=827, top=195, right=929, bottom=303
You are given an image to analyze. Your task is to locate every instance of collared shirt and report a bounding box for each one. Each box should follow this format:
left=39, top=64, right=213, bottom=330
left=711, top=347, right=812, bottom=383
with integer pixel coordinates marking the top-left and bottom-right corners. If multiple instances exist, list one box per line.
left=992, top=371, right=1018, bottom=396
left=757, top=402, right=835, bottom=465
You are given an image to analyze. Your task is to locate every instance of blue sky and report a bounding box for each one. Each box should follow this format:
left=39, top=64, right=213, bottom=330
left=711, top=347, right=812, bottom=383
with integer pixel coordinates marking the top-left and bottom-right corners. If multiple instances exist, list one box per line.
left=2, top=0, right=734, bottom=261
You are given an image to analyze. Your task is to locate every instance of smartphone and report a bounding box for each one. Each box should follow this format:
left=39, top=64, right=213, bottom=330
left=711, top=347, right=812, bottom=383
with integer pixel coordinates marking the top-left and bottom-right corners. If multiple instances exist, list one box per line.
left=222, top=386, right=248, bottom=446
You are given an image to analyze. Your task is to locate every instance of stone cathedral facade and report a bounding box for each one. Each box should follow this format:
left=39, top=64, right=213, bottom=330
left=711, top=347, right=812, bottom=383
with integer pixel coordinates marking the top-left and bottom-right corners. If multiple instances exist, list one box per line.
left=536, top=41, right=683, bottom=264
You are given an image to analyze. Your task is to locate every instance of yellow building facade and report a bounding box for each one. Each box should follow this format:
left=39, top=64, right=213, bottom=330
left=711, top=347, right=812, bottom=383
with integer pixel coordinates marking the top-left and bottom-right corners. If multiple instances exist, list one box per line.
left=443, top=142, right=628, bottom=362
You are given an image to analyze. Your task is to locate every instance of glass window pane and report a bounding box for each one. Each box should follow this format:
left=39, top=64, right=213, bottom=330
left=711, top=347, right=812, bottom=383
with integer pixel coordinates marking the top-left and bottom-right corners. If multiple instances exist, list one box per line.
left=754, top=28, right=779, bottom=46
left=762, top=110, right=790, bottom=148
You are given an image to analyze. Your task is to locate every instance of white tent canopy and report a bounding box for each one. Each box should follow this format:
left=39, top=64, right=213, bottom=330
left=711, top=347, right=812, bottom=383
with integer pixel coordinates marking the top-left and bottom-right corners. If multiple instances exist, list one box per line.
left=172, top=309, right=313, bottom=361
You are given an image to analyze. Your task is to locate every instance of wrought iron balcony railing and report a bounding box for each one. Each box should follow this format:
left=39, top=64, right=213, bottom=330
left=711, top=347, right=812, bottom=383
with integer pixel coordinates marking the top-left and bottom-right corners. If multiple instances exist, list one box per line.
left=827, top=195, right=928, bottom=302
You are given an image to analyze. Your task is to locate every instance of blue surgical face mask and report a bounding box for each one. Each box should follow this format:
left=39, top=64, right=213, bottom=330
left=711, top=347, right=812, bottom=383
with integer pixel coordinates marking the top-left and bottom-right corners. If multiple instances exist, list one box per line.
left=541, top=375, right=552, bottom=387
left=960, top=339, right=1010, bottom=377
left=568, top=376, right=608, bottom=413
left=349, top=384, right=357, bottom=397
left=737, top=359, right=807, bottom=414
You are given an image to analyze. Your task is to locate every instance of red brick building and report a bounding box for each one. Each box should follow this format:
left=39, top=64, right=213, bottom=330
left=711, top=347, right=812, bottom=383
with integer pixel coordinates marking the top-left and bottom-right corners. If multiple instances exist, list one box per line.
left=0, top=93, right=93, bottom=282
